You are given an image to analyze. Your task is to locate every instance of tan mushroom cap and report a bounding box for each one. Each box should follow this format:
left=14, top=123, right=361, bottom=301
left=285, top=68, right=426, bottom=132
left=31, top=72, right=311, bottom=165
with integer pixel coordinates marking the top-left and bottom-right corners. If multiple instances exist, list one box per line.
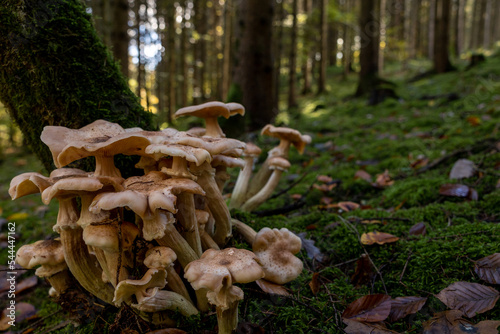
left=186, top=127, right=207, bottom=137
left=195, top=210, right=210, bottom=226
left=41, top=120, right=151, bottom=168
left=252, top=228, right=303, bottom=285
left=226, top=102, right=245, bottom=116
left=113, top=268, right=167, bottom=306
left=16, top=239, right=67, bottom=277
left=211, top=155, right=245, bottom=169
left=9, top=173, right=50, bottom=200
left=261, top=125, right=312, bottom=154
left=82, top=221, right=139, bottom=253
left=174, top=133, right=246, bottom=156
left=145, top=143, right=212, bottom=166
left=243, top=142, right=262, bottom=157
left=175, top=101, right=231, bottom=119
left=144, top=247, right=177, bottom=269
left=185, top=248, right=264, bottom=291
left=267, top=156, right=291, bottom=171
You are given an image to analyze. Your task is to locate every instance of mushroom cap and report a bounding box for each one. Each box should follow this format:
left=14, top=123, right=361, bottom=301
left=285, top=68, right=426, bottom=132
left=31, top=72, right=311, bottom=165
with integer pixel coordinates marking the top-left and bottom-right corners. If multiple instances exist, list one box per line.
left=113, top=268, right=167, bottom=306
left=16, top=239, right=67, bottom=277
left=145, top=143, right=212, bottom=166
left=186, top=127, right=207, bottom=137
left=41, top=120, right=151, bottom=168
left=174, top=134, right=246, bottom=156
left=243, top=142, right=262, bottom=158
left=195, top=210, right=210, bottom=226
left=9, top=173, right=50, bottom=200
left=211, top=155, right=245, bottom=169
left=174, top=101, right=231, bottom=120
left=225, top=102, right=245, bottom=116
left=184, top=248, right=263, bottom=309
left=267, top=156, right=291, bottom=171
left=261, top=125, right=312, bottom=154
left=144, top=246, right=177, bottom=269
left=252, top=228, right=303, bottom=285
left=82, top=221, right=139, bottom=253
left=184, top=248, right=264, bottom=291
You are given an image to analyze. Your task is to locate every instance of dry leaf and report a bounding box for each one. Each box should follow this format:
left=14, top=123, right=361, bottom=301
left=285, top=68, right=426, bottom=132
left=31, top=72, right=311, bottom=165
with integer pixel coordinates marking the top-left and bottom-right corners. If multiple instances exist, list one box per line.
left=436, top=282, right=499, bottom=317
left=309, top=273, right=320, bottom=295
left=449, top=159, right=475, bottom=179
left=388, top=296, right=427, bottom=322
left=15, top=276, right=38, bottom=295
left=360, top=231, right=399, bottom=245
left=411, top=157, right=429, bottom=169
left=409, top=222, right=427, bottom=236
left=342, top=294, right=392, bottom=322
left=466, top=116, right=481, bottom=126
left=317, top=175, right=333, bottom=183
left=255, top=279, right=291, bottom=296
left=338, top=201, right=360, bottom=212
left=343, top=319, right=398, bottom=334
left=373, top=170, right=394, bottom=188
left=6, top=212, right=29, bottom=221
left=354, top=170, right=372, bottom=182
left=313, top=183, right=337, bottom=192
left=423, top=310, right=500, bottom=334
left=297, top=232, right=326, bottom=262
left=361, top=220, right=382, bottom=224
left=0, top=302, right=37, bottom=331
left=291, top=194, right=302, bottom=200
left=474, top=253, right=500, bottom=285
left=351, top=254, right=374, bottom=288
left=439, top=184, right=470, bottom=197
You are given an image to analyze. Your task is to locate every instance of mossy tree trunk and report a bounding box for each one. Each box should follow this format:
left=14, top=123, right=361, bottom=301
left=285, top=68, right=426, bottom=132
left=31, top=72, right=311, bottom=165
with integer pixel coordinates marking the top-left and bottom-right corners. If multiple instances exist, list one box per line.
left=0, top=0, right=155, bottom=172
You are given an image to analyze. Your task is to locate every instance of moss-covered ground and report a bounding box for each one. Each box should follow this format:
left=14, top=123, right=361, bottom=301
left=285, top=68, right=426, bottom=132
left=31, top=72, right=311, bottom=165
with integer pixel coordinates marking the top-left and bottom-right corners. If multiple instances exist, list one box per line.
left=1, top=54, right=499, bottom=333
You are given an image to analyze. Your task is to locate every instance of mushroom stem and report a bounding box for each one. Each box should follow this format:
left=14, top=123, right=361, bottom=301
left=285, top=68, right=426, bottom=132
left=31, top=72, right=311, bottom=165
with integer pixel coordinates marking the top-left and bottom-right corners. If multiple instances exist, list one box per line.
left=190, top=162, right=231, bottom=246
left=91, top=247, right=128, bottom=287
left=133, top=290, right=199, bottom=317
left=165, top=266, right=194, bottom=305
left=229, top=157, right=254, bottom=209
left=57, top=199, right=114, bottom=303
left=46, top=268, right=73, bottom=294
left=217, top=300, right=240, bottom=334
left=245, top=159, right=272, bottom=202
left=94, top=155, right=122, bottom=178
left=214, top=167, right=230, bottom=193
left=231, top=219, right=257, bottom=244
left=204, top=116, right=225, bottom=138
left=201, top=233, right=220, bottom=251
left=156, top=216, right=199, bottom=267
left=176, top=193, right=203, bottom=257
left=241, top=169, right=283, bottom=212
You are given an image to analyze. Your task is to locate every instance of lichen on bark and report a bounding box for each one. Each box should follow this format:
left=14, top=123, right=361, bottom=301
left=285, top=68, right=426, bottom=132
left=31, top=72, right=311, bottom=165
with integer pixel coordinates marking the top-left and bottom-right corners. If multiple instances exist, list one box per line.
left=0, top=0, right=155, bottom=173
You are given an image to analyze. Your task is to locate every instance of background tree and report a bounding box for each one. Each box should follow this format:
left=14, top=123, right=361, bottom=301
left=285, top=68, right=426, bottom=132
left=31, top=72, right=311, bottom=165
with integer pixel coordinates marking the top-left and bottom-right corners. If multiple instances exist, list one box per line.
left=0, top=0, right=155, bottom=171
left=433, top=0, right=454, bottom=73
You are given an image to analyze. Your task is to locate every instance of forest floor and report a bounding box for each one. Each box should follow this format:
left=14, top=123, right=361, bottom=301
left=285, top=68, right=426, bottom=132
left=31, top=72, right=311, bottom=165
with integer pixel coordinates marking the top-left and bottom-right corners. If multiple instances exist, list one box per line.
left=0, top=53, right=499, bottom=334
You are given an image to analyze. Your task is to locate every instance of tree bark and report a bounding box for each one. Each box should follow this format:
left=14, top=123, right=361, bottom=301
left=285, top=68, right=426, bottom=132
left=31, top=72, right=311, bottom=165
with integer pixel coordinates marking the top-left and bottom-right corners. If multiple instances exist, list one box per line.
left=456, top=0, right=465, bottom=55
left=0, top=0, right=155, bottom=171
left=288, top=0, right=299, bottom=108
left=317, top=0, right=328, bottom=94
left=221, top=0, right=233, bottom=101
left=232, top=0, right=275, bottom=130
left=355, top=0, right=380, bottom=97
left=433, top=0, right=454, bottom=73
left=111, top=0, right=130, bottom=78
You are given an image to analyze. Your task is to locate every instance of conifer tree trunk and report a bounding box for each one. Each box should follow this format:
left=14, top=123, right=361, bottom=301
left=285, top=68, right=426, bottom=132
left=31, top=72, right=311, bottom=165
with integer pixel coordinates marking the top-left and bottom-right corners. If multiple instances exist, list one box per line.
left=273, top=0, right=284, bottom=112
left=0, top=0, right=154, bottom=171
left=317, top=0, right=328, bottom=94
left=433, top=0, right=454, bottom=73
left=288, top=0, right=299, bottom=108
left=222, top=0, right=233, bottom=101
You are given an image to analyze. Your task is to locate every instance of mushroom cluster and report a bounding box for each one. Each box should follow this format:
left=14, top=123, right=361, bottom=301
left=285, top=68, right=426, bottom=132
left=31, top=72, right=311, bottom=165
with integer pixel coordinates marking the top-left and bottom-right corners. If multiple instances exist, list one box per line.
left=10, top=101, right=309, bottom=333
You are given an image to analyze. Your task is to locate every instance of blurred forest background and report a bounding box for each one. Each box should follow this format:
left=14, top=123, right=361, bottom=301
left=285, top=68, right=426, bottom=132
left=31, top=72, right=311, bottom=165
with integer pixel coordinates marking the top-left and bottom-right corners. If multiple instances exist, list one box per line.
left=1, top=0, right=499, bottom=149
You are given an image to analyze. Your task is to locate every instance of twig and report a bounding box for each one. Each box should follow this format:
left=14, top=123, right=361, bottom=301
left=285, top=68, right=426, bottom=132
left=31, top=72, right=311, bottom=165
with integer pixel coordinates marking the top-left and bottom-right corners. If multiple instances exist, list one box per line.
left=399, top=251, right=412, bottom=282
left=348, top=216, right=413, bottom=223
left=37, top=320, right=71, bottom=334
left=268, top=168, right=311, bottom=200
left=24, top=309, right=62, bottom=331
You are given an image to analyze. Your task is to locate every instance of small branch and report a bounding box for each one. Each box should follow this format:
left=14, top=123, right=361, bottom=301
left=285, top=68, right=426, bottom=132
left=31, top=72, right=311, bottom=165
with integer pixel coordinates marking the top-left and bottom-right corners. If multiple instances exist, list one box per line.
left=253, top=199, right=306, bottom=217
left=399, top=251, right=412, bottom=282
left=268, top=168, right=311, bottom=200
left=431, top=230, right=496, bottom=240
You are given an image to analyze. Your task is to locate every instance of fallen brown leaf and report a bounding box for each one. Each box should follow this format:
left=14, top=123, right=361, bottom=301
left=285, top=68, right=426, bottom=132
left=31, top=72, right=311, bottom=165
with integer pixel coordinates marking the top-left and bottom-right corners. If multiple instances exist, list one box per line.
left=351, top=254, right=374, bottom=288
left=449, top=159, right=475, bottom=179
left=343, top=319, right=398, bottom=334
left=423, top=310, right=500, bottom=334
left=361, top=220, right=382, bottom=224
left=474, top=253, right=500, bottom=285
left=338, top=201, right=360, bottom=212
left=309, top=273, right=320, bottom=295
left=373, top=170, right=394, bottom=188
left=410, top=157, right=429, bottom=169
left=435, top=282, right=499, bottom=317
left=388, top=296, right=427, bottom=322
left=439, top=184, right=470, bottom=197
left=15, top=276, right=38, bottom=295
left=409, top=222, right=427, bottom=236
left=313, top=183, right=337, bottom=192
left=0, top=302, right=37, bottom=331
left=255, top=279, right=290, bottom=296
left=317, top=175, right=333, bottom=183
left=354, top=170, right=372, bottom=182
left=342, top=294, right=392, bottom=322
left=466, top=116, right=481, bottom=126
left=360, top=231, right=399, bottom=245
